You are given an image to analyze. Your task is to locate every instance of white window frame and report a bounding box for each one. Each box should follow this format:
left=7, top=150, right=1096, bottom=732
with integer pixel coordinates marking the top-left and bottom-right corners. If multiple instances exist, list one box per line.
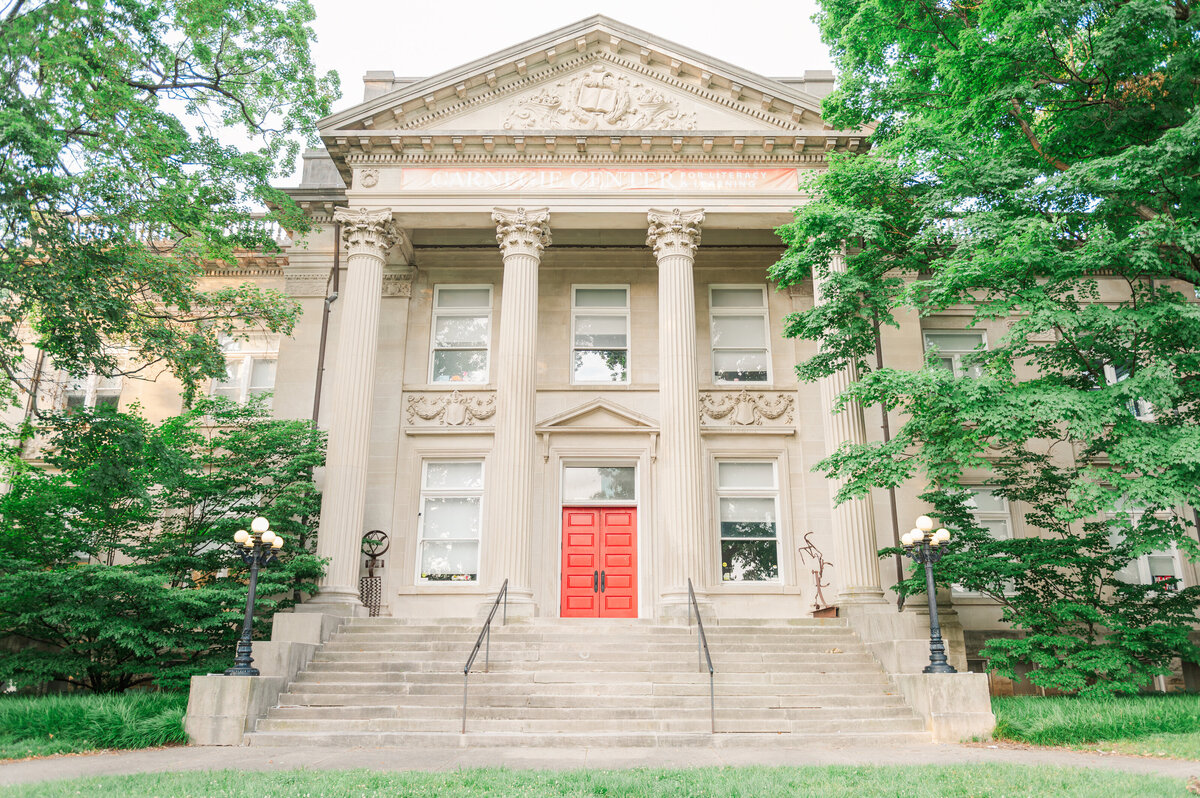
left=709, top=284, right=772, bottom=385
left=428, top=285, right=492, bottom=385
left=415, top=459, right=484, bottom=584
left=1103, top=363, right=1155, bottom=421
left=922, top=329, right=987, bottom=378
left=1108, top=505, right=1183, bottom=590
left=570, top=285, right=630, bottom=385
left=65, top=371, right=123, bottom=411
left=953, top=487, right=1017, bottom=597
left=211, top=335, right=278, bottom=405
left=715, top=460, right=782, bottom=583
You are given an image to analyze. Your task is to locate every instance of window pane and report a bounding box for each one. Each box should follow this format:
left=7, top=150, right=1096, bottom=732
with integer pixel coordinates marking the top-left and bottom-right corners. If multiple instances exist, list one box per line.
left=573, top=350, right=628, bottom=382
left=420, top=541, right=478, bottom=581
left=722, top=540, right=779, bottom=581
left=425, top=462, right=483, bottom=490
left=575, top=288, right=627, bottom=308
left=213, top=363, right=240, bottom=398
left=564, top=466, right=636, bottom=501
left=713, top=350, right=768, bottom=382
left=432, top=350, right=488, bottom=383
left=574, top=315, right=627, bottom=348
left=421, top=497, right=481, bottom=539
left=712, top=315, right=766, bottom=348
left=967, top=489, right=1007, bottom=513
left=978, top=519, right=1011, bottom=540
left=718, top=462, right=775, bottom=489
left=434, top=315, right=489, bottom=348
left=1148, top=555, right=1177, bottom=588
left=249, top=359, right=276, bottom=392
left=719, top=498, right=778, bottom=536
left=93, top=394, right=120, bottom=409
left=436, top=288, right=490, bottom=308
left=924, top=331, right=985, bottom=352
left=712, top=288, right=765, bottom=308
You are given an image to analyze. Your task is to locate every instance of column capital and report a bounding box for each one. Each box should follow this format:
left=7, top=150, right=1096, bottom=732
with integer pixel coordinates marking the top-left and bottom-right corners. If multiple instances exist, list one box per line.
left=646, top=208, right=704, bottom=259
left=334, top=207, right=404, bottom=259
left=493, top=207, right=551, bottom=258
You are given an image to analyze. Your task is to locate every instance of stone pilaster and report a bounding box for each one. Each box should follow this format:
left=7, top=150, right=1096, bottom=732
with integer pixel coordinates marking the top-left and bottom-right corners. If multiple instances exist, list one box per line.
left=307, top=207, right=403, bottom=613
left=647, top=208, right=709, bottom=609
left=485, top=207, right=550, bottom=610
left=814, top=253, right=886, bottom=605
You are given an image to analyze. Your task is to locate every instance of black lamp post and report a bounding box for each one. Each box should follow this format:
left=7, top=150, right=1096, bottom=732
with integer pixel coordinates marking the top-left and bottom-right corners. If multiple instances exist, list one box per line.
left=901, top=516, right=957, bottom=674
left=225, top=516, right=284, bottom=677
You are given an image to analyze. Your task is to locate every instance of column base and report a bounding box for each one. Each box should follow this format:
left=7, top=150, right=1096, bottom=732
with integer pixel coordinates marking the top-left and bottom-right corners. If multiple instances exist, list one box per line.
left=300, top=586, right=368, bottom=618
left=835, top=586, right=889, bottom=606
left=476, top=586, right=535, bottom=620
left=658, top=588, right=714, bottom=623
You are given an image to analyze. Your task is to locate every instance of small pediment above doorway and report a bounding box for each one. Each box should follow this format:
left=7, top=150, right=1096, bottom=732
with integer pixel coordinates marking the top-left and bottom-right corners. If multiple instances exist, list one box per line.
left=535, top=398, right=659, bottom=462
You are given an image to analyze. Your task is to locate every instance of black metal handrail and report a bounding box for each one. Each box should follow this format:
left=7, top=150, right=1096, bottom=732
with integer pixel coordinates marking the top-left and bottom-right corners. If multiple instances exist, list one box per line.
left=462, top=578, right=508, bottom=734
left=687, top=578, right=715, bottom=734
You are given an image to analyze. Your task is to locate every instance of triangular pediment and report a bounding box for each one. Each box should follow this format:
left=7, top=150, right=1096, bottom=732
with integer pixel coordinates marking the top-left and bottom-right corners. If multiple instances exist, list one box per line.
left=536, top=399, right=658, bottom=432
left=320, top=16, right=831, bottom=137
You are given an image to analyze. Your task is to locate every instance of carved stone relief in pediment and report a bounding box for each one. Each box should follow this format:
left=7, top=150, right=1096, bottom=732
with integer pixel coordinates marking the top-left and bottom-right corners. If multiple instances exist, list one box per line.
left=504, top=64, right=696, bottom=131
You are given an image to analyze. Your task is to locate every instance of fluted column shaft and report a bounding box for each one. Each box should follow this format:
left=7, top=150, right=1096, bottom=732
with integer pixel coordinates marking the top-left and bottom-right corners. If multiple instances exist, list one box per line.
left=311, top=208, right=403, bottom=608
left=815, top=253, right=886, bottom=604
left=486, top=207, right=550, bottom=603
left=648, top=209, right=708, bottom=603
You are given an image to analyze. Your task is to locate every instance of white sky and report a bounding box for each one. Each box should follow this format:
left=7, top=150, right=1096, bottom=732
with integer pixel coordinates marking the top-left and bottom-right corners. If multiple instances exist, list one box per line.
left=307, top=1, right=832, bottom=117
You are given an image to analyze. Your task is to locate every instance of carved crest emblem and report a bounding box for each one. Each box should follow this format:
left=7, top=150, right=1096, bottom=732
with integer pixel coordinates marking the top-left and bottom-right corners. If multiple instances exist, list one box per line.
left=406, top=390, right=496, bottom=426
left=504, top=65, right=696, bottom=131
left=700, top=390, right=794, bottom=426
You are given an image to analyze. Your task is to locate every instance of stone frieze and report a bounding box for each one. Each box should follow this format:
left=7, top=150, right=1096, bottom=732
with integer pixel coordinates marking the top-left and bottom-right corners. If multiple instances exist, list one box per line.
left=699, top=390, right=794, bottom=426
left=503, top=65, right=697, bottom=131
left=405, top=390, right=496, bottom=427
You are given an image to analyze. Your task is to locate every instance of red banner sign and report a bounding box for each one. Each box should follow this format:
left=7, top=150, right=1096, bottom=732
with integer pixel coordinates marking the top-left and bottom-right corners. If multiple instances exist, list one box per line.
left=398, top=168, right=799, bottom=192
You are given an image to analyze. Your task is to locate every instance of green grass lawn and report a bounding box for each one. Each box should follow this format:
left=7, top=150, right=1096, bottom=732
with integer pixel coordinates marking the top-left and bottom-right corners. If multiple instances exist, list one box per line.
left=0, top=692, right=186, bottom=761
left=0, top=765, right=1192, bottom=798
left=993, top=694, right=1200, bottom=759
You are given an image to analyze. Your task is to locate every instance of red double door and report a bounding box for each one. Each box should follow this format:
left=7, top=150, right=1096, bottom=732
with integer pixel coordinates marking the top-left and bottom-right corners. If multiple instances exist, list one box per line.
left=560, top=507, right=637, bottom=618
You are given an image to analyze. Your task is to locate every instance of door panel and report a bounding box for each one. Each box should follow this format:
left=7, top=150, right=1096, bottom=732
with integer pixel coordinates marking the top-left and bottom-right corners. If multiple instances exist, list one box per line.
left=560, top=509, right=600, bottom=617
left=560, top=507, right=637, bottom=618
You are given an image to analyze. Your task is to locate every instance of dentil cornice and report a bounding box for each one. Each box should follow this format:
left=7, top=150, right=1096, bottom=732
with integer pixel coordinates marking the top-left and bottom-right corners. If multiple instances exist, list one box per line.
left=493, top=207, right=552, bottom=258
left=333, top=207, right=405, bottom=259
left=646, top=208, right=704, bottom=259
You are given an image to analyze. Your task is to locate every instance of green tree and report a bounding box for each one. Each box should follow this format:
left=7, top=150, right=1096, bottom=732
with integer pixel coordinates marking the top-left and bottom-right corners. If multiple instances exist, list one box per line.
left=0, top=0, right=339, bottom=405
left=0, top=397, right=325, bottom=692
left=772, top=0, right=1200, bottom=693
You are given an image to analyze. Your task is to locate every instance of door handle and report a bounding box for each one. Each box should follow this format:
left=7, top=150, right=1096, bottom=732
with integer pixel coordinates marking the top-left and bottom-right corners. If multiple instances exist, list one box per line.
left=600, top=571, right=606, bottom=593
left=593, top=570, right=598, bottom=592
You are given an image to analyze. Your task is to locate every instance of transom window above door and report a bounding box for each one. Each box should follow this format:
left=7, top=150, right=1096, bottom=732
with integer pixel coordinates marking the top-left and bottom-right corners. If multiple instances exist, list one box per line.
left=563, top=465, right=636, bottom=503
left=430, top=286, right=491, bottom=384
left=710, top=286, right=771, bottom=384
left=572, top=286, right=630, bottom=384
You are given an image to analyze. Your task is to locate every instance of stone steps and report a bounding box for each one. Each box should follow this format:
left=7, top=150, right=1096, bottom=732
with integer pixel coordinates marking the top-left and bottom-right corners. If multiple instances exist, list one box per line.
left=247, top=618, right=929, bottom=748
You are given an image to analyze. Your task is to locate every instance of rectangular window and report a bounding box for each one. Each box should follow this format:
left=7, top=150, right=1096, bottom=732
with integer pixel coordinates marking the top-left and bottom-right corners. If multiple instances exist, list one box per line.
left=65, top=373, right=122, bottom=412
left=710, top=286, right=771, bottom=383
left=954, top=487, right=1015, bottom=596
left=572, top=286, right=629, bottom=383
left=430, top=286, right=491, bottom=384
left=923, top=330, right=986, bottom=378
left=1109, top=504, right=1181, bottom=590
left=417, top=460, right=483, bottom=582
left=717, top=461, right=780, bottom=582
left=563, top=465, right=636, bottom=503
left=1104, top=363, right=1155, bottom=421
left=211, top=334, right=278, bottom=406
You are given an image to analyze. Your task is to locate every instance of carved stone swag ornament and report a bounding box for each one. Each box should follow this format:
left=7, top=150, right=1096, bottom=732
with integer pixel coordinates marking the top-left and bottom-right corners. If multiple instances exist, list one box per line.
left=699, top=390, right=794, bottom=426
left=406, top=391, right=497, bottom=427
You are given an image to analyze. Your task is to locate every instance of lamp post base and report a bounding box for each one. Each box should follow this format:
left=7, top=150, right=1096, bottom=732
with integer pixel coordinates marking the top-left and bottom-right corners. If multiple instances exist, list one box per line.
left=923, top=662, right=958, bottom=674
left=223, top=665, right=260, bottom=677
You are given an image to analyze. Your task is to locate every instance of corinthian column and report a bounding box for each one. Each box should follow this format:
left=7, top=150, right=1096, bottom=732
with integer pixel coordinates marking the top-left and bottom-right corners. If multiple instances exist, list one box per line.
left=308, top=208, right=403, bottom=612
left=815, top=253, right=886, bottom=605
left=485, top=207, right=550, bottom=609
left=647, top=208, right=709, bottom=609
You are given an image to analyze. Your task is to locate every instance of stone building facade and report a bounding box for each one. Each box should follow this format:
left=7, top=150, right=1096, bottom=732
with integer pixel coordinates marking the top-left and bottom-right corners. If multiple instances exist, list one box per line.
left=32, top=18, right=1195, bottom=689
